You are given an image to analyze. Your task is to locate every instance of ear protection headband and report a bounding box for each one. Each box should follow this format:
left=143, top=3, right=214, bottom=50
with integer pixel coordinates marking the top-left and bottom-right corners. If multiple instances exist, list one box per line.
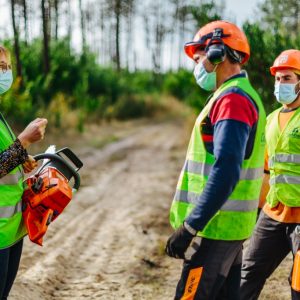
left=205, top=28, right=228, bottom=65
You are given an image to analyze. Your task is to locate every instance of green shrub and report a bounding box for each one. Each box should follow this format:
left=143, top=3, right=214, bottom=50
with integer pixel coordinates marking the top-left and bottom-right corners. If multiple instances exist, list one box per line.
left=112, top=95, right=148, bottom=120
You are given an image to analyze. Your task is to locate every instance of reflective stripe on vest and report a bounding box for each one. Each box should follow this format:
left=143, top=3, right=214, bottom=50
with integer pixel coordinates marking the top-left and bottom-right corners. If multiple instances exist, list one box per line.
left=173, top=189, right=259, bottom=211
left=183, top=159, right=263, bottom=180
left=269, top=153, right=300, bottom=168
left=0, top=173, right=23, bottom=185
left=0, top=200, right=22, bottom=218
left=270, top=174, right=300, bottom=185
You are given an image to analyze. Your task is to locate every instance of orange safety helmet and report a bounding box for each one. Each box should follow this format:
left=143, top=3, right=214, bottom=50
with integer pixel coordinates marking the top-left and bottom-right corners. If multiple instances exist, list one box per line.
left=270, top=49, right=300, bottom=76
left=184, top=20, right=250, bottom=64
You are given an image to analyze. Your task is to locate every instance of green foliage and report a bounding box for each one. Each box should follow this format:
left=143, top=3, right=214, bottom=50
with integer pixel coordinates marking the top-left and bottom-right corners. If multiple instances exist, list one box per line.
left=1, top=77, right=36, bottom=125
left=163, top=69, right=194, bottom=99
left=112, top=95, right=147, bottom=120
left=242, top=22, right=276, bottom=113
left=20, top=39, right=44, bottom=81
left=187, top=0, right=223, bottom=27
left=0, top=39, right=167, bottom=128
left=243, top=17, right=300, bottom=114
left=259, top=0, right=300, bottom=37
left=163, top=69, right=208, bottom=113
left=240, top=0, right=300, bottom=114
left=2, top=0, right=300, bottom=128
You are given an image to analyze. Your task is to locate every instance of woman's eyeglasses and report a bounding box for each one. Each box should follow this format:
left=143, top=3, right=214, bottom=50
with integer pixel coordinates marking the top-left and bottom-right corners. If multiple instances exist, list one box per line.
left=0, top=62, right=11, bottom=73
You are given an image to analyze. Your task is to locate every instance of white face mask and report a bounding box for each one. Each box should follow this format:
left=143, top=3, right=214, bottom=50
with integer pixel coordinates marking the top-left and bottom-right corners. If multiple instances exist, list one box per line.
left=193, top=61, right=217, bottom=91
left=0, top=70, right=13, bottom=94
left=274, top=81, right=300, bottom=104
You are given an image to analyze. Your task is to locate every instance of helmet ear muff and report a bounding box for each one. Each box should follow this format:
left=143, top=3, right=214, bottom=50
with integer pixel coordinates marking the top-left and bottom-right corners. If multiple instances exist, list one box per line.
left=205, top=28, right=226, bottom=65
left=205, top=43, right=226, bottom=65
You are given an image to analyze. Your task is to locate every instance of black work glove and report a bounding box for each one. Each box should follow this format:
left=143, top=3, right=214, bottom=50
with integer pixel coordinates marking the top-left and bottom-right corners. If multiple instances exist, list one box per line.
left=256, top=207, right=262, bottom=222
left=165, top=224, right=195, bottom=259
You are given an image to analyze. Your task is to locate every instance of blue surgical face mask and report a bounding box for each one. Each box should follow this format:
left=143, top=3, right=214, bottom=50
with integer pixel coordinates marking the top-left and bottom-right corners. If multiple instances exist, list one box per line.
left=0, top=70, right=13, bottom=94
left=193, top=61, right=217, bottom=91
left=274, top=81, right=300, bottom=104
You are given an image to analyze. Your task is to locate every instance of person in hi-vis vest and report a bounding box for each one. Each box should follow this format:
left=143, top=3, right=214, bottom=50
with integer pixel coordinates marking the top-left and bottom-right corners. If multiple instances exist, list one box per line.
left=165, top=20, right=266, bottom=300
left=240, top=50, right=300, bottom=300
left=0, top=46, right=48, bottom=299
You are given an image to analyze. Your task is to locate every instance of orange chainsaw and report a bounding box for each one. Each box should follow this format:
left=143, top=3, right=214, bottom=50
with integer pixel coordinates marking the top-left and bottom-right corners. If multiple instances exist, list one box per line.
left=22, top=147, right=83, bottom=246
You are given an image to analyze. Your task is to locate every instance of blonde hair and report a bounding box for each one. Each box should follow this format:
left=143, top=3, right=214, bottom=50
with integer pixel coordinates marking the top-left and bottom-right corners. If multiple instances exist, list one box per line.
left=0, top=46, right=12, bottom=68
left=294, top=69, right=300, bottom=76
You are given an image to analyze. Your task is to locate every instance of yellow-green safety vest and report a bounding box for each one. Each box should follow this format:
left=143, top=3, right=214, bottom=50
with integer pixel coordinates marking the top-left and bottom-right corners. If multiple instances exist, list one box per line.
left=0, top=113, right=26, bottom=249
left=266, top=107, right=300, bottom=208
left=170, top=77, right=266, bottom=240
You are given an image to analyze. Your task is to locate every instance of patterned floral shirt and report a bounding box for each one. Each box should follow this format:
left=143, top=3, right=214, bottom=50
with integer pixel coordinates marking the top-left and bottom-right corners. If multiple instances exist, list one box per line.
left=0, top=138, right=28, bottom=178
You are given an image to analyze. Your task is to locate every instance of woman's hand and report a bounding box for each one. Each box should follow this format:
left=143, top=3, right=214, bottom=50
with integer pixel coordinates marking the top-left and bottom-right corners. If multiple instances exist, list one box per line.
left=18, top=118, right=48, bottom=148
left=22, top=155, right=38, bottom=173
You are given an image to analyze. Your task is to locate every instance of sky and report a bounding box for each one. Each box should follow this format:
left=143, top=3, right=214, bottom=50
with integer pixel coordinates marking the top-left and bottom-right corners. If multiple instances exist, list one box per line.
left=224, top=0, right=262, bottom=26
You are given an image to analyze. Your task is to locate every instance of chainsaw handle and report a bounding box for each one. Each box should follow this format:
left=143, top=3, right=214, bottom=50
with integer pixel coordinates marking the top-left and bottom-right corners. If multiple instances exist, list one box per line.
left=55, top=147, right=83, bottom=170
left=33, top=153, right=81, bottom=190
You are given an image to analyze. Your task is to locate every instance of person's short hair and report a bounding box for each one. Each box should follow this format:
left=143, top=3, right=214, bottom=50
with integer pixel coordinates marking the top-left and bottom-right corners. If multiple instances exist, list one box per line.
left=226, top=46, right=245, bottom=65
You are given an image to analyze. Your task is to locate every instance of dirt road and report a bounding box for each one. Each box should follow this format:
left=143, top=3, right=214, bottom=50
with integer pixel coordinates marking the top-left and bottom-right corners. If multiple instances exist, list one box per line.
left=10, top=119, right=292, bottom=300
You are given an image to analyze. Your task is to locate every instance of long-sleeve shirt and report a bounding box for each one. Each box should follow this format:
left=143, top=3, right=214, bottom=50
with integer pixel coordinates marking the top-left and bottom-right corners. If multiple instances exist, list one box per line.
left=185, top=74, right=259, bottom=231
left=0, top=138, right=27, bottom=178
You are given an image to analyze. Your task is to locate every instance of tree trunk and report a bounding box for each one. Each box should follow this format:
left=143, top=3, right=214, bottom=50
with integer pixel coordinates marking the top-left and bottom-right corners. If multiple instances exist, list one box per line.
left=54, top=0, right=59, bottom=40
left=10, top=0, right=23, bottom=83
left=153, top=2, right=164, bottom=74
left=115, top=0, right=121, bottom=71
left=22, top=0, right=29, bottom=45
left=78, top=0, right=86, bottom=50
left=295, top=1, right=300, bottom=34
left=179, top=14, right=185, bottom=69
left=143, top=13, right=150, bottom=69
left=99, top=1, right=105, bottom=64
left=41, top=0, right=51, bottom=74
left=66, top=0, right=72, bottom=51
left=125, top=1, right=134, bottom=70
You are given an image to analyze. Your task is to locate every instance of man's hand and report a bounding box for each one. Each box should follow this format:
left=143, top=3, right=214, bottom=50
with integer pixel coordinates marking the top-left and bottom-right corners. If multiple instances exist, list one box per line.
left=18, top=118, right=48, bottom=148
left=23, top=155, right=38, bottom=173
left=165, top=224, right=195, bottom=259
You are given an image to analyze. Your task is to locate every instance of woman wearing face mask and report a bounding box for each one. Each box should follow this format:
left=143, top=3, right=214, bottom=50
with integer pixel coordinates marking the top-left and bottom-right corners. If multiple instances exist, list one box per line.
left=240, top=49, right=300, bottom=300
left=0, top=46, right=48, bottom=299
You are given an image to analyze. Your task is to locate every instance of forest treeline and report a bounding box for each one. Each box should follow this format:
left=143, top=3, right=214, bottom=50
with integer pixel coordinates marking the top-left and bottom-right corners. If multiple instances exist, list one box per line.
left=1, top=0, right=300, bottom=129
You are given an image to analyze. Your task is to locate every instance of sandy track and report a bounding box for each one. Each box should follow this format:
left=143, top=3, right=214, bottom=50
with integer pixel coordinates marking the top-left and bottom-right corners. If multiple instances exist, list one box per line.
left=10, top=119, right=293, bottom=300
left=11, top=121, right=185, bottom=300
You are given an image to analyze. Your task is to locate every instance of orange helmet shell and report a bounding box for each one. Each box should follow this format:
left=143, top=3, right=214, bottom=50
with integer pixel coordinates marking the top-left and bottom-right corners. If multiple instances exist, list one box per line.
left=270, top=49, right=300, bottom=76
left=184, top=20, right=250, bottom=64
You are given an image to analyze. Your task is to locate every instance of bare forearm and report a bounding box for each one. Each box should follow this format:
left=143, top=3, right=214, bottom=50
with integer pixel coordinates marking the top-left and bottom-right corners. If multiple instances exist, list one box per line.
left=258, top=173, right=270, bottom=208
